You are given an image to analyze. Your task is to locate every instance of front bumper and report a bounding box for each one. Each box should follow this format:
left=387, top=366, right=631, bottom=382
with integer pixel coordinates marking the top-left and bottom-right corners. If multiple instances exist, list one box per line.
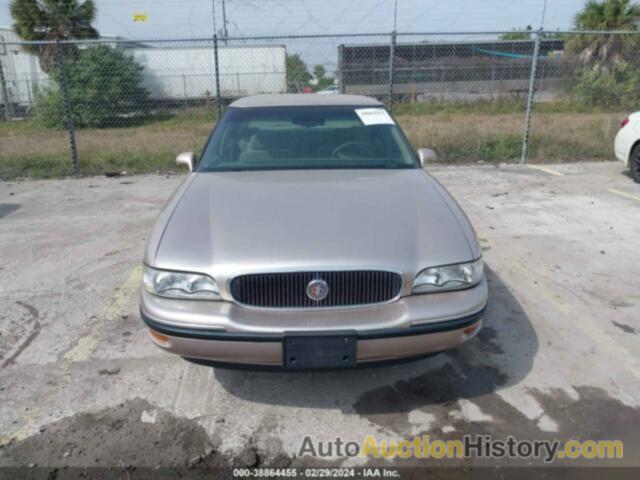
left=140, top=278, right=488, bottom=368
left=141, top=308, right=484, bottom=368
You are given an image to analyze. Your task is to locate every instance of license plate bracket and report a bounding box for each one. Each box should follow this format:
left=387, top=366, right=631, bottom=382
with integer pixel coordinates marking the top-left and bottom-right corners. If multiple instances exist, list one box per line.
left=283, top=331, right=357, bottom=369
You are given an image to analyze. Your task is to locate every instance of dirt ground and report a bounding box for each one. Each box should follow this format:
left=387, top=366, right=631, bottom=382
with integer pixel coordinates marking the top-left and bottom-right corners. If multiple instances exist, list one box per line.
left=0, top=161, right=639, bottom=476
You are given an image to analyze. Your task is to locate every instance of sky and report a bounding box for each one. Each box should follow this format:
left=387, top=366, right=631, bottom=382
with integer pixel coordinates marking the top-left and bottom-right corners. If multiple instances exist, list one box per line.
left=0, top=0, right=590, bottom=39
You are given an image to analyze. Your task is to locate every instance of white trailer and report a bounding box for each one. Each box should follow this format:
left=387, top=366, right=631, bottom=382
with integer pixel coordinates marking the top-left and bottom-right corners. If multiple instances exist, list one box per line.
left=0, top=27, right=50, bottom=111
left=128, top=44, right=287, bottom=100
left=0, top=32, right=288, bottom=115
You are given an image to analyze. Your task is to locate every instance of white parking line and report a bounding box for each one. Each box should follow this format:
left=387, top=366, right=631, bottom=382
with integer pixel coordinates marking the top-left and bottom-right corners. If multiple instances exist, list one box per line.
left=609, top=188, right=640, bottom=203
left=528, top=165, right=564, bottom=176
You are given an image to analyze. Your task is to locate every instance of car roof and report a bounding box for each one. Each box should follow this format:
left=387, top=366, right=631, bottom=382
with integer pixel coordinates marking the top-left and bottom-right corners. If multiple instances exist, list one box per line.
left=229, top=94, right=383, bottom=108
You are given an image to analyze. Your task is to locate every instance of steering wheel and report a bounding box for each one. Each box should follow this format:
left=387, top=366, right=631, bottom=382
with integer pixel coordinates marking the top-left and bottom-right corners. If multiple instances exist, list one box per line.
left=330, top=141, right=377, bottom=159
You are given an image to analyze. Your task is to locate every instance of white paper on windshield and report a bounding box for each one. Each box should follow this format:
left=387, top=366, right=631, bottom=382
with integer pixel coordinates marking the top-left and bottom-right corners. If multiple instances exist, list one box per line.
left=355, top=108, right=395, bottom=126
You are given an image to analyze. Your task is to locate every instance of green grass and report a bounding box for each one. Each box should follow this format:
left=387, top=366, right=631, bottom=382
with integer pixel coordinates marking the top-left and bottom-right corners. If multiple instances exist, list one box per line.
left=0, top=155, right=74, bottom=179
left=0, top=104, right=625, bottom=180
left=0, top=118, right=51, bottom=135
left=393, top=98, right=623, bottom=116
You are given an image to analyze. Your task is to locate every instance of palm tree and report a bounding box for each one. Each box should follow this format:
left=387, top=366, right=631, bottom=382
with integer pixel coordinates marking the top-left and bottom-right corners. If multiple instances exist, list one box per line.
left=10, top=0, right=99, bottom=71
left=575, top=0, right=640, bottom=29
left=569, top=0, right=640, bottom=68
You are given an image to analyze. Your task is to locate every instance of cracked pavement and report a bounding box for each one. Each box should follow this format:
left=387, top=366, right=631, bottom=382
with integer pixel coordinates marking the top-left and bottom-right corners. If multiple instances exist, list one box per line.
left=0, top=162, right=639, bottom=471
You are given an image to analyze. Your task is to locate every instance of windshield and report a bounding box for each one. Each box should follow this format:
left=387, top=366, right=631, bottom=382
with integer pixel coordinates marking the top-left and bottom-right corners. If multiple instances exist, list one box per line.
left=198, top=106, right=417, bottom=172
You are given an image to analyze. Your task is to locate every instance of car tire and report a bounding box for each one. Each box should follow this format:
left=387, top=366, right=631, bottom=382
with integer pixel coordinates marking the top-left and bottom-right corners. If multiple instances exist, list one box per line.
left=631, top=144, right=640, bottom=183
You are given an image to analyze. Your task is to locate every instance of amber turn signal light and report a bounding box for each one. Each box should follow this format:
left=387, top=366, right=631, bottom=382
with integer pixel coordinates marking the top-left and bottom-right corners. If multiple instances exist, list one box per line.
left=463, top=322, right=481, bottom=335
left=149, top=329, right=170, bottom=343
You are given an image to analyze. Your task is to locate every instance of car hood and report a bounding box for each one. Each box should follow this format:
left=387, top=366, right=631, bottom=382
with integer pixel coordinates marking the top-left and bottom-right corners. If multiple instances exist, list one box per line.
left=151, top=169, right=477, bottom=285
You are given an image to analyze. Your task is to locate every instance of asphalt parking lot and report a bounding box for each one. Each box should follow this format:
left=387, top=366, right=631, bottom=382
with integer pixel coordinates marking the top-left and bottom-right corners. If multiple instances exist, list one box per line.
left=0, top=161, right=639, bottom=472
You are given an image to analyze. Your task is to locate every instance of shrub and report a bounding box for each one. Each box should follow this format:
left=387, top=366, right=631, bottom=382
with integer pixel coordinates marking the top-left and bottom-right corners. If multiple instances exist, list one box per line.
left=573, top=68, right=624, bottom=108
left=36, top=46, right=149, bottom=128
left=566, top=27, right=640, bottom=110
left=573, top=65, right=640, bottom=109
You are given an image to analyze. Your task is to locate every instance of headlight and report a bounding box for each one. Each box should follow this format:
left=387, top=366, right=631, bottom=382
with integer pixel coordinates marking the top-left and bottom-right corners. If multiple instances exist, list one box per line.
left=412, top=258, right=484, bottom=294
left=143, top=265, right=221, bottom=300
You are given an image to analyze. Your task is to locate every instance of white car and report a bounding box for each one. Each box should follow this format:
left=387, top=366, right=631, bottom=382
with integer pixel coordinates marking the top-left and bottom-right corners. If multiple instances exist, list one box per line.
left=614, top=113, right=640, bottom=183
left=316, top=85, right=339, bottom=95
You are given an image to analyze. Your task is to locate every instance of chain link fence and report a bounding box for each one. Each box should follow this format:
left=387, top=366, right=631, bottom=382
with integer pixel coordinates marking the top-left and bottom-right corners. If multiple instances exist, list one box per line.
left=1, top=30, right=638, bottom=179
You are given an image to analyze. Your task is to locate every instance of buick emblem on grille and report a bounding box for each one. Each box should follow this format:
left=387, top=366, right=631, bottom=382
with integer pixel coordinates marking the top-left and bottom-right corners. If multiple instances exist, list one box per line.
left=306, top=279, right=329, bottom=301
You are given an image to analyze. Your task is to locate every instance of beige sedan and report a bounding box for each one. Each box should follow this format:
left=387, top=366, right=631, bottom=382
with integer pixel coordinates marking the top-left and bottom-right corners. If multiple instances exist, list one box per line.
left=140, top=94, right=487, bottom=369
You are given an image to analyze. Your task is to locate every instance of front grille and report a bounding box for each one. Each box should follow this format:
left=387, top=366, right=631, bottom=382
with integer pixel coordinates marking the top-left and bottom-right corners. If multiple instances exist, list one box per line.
left=230, top=270, right=402, bottom=308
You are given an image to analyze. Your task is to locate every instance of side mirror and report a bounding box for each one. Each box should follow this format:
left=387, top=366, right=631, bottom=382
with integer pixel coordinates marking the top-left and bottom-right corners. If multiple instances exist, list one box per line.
left=176, top=151, right=196, bottom=172
left=417, top=148, right=438, bottom=168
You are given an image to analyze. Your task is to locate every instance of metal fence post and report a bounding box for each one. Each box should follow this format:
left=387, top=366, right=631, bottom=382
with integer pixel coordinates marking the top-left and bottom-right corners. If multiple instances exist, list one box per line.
left=213, top=34, right=222, bottom=118
left=388, top=31, right=397, bottom=112
left=182, top=74, right=188, bottom=108
left=521, top=29, right=542, bottom=164
left=337, top=44, right=345, bottom=94
left=0, top=55, right=13, bottom=121
left=25, top=76, right=33, bottom=107
left=56, top=40, right=79, bottom=176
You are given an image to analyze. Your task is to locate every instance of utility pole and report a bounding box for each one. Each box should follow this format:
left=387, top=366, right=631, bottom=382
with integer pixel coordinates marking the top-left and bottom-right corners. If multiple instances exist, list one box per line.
left=393, top=0, right=398, bottom=31
left=221, top=0, right=229, bottom=44
left=211, top=0, right=217, bottom=38
left=540, top=0, right=549, bottom=29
